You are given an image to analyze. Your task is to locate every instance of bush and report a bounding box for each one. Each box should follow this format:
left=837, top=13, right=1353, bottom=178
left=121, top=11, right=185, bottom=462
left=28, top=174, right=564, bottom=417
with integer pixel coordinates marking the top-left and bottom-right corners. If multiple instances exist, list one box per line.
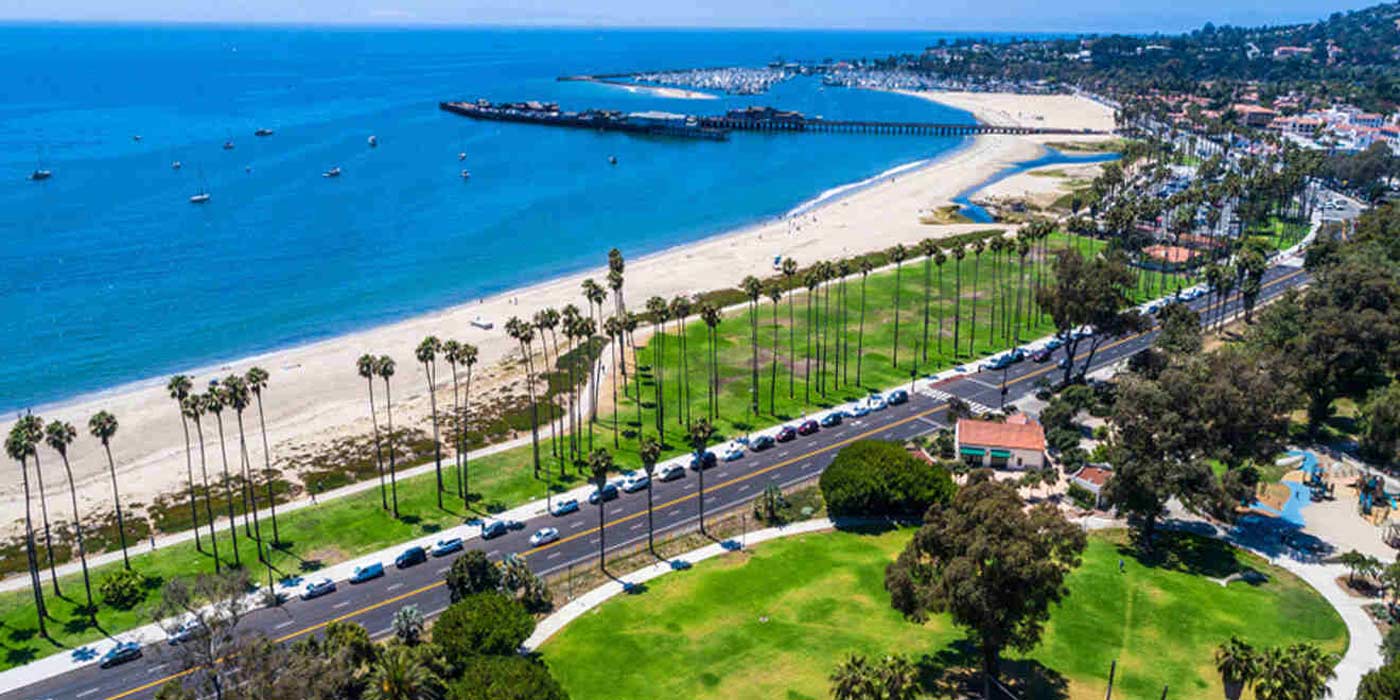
left=432, top=593, right=534, bottom=665
left=1067, top=482, right=1097, bottom=510
left=447, top=656, right=569, bottom=700
left=99, top=568, right=148, bottom=610
left=819, top=441, right=955, bottom=517
left=446, top=550, right=501, bottom=603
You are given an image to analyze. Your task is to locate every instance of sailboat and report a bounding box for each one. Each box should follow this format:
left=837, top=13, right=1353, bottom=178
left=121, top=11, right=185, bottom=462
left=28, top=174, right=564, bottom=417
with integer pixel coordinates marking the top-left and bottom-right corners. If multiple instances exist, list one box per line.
left=222, top=138, right=235, bottom=150
left=458, top=151, right=467, bottom=161
left=367, top=135, right=378, bottom=148
left=254, top=128, right=274, bottom=137
left=190, top=170, right=211, bottom=203
left=322, top=166, right=342, bottom=178
left=29, top=146, right=52, bottom=180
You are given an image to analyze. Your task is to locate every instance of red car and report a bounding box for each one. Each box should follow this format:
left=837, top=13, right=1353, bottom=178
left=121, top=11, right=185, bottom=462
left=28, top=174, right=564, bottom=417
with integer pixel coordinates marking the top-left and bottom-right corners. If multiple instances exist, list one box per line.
left=797, top=419, right=819, bottom=436
left=776, top=425, right=798, bottom=442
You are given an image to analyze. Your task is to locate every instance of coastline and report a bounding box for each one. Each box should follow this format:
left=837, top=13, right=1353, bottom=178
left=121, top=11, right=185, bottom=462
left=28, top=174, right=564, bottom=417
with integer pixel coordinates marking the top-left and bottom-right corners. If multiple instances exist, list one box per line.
left=0, top=91, right=1116, bottom=531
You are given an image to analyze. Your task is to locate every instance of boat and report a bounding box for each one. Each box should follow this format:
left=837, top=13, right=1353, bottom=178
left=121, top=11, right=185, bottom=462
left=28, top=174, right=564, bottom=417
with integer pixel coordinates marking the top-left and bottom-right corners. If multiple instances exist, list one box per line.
left=608, top=155, right=618, bottom=165
left=132, top=135, right=143, bottom=142
left=171, top=160, right=182, bottom=170
left=28, top=169, right=52, bottom=181
left=322, top=167, right=342, bottom=178
left=460, top=170, right=471, bottom=180
left=222, top=140, right=235, bottom=150
left=189, top=192, right=211, bottom=204
left=367, top=135, right=378, bottom=148
left=457, top=152, right=467, bottom=161
left=254, top=128, right=274, bottom=137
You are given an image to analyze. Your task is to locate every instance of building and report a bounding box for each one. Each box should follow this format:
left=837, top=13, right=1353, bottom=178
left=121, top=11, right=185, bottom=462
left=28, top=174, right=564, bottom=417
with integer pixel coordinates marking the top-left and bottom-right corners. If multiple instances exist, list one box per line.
left=1271, top=46, right=1313, bottom=60
left=1071, top=465, right=1113, bottom=509
left=1141, top=244, right=1201, bottom=270
left=954, top=415, right=1045, bottom=471
left=1232, top=104, right=1278, bottom=128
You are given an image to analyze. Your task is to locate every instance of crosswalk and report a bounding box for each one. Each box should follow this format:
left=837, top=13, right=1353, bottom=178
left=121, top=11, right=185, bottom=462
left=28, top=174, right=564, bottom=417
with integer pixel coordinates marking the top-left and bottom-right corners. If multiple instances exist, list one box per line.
left=919, top=386, right=995, bottom=415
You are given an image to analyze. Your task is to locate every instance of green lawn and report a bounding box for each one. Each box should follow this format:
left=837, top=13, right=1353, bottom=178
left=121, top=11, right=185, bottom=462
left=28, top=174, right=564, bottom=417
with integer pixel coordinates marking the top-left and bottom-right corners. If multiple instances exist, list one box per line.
left=542, top=528, right=1347, bottom=700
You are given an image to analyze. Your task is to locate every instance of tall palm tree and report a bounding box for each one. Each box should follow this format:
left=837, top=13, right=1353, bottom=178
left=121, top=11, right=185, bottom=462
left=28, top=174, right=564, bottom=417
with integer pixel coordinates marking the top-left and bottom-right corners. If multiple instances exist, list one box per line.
left=987, top=236, right=1004, bottom=346
left=766, top=282, right=782, bottom=414
left=87, top=410, right=132, bottom=569
left=603, top=316, right=624, bottom=448
left=203, top=389, right=240, bottom=566
left=829, top=654, right=879, bottom=700
left=742, top=276, right=762, bottom=415
left=669, top=296, right=692, bottom=428
left=441, top=340, right=465, bottom=499
left=45, top=420, right=93, bottom=614
left=183, top=394, right=221, bottom=572
left=854, top=260, right=873, bottom=386
left=607, top=262, right=628, bottom=394
left=365, top=645, right=438, bottom=700
left=781, top=257, right=798, bottom=397
left=571, top=317, right=597, bottom=457
left=919, top=239, right=938, bottom=362
left=644, top=296, right=669, bottom=442
left=378, top=355, right=401, bottom=518
left=890, top=244, right=908, bottom=368
left=222, top=375, right=262, bottom=546
left=837, top=259, right=853, bottom=386
left=624, top=312, right=643, bottom=436
left=583, top=279, right=608, bottom=436
left=1014, top=238, right=1032, bottom=345
left=969, top=239, right=985, bottom=357
left=358, top=353, right=389, bottom=510
left=933, top=247, right=948, bottom=357
left=952, top=244, right=966, bottom=356
left=5, top=425, right=47, bottom=636
left=639, top=437, right=662, bottom=556
left=458, top=343, right=479, bottom=498
left=505, top=318, right=543, bottom=478
left=587, top=448, right=613, bottom=571
left=245, top=366, right=281, bottom=547
left=532, top=310, right=561, bottom=462
left=820, top=262, right=835, bottom=395
left=689, top=419, right=715, bottom=535
left=415, top=336, right=446, bottom=508
left=700, top=303, right=721, bottom=422
left=167, top=374, right=202, bottom=552
left=560, top=305, right=583, bottom=460
left=20, top=415, right=59, bottom=595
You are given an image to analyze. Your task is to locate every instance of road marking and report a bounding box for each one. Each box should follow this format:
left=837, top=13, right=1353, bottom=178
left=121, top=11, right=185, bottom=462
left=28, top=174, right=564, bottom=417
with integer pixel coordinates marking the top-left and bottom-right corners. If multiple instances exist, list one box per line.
left=738, top=483, right=750, bottom=492
left=486, top=550, right=499, bottom=557
left=570, top=521, right=584, bottom=528
left=77, top=689, right=100, bottom=698
left=332, top=601, right=350, bottom=609
left=547, top=551, right=561, bottom=559
left=274, top=620, right=295, bottom=630
left=147, top=664, right=168, bottom=674
left=436, top=566, right=450, bottom=574
left=386, top=583, right=404, bottom=592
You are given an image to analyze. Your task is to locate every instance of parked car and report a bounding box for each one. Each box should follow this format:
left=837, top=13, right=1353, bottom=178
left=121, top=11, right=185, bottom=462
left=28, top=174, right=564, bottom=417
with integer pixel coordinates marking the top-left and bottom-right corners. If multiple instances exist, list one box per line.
left=657, top=463, right=686, bottom=481
left=721, top=443, right=745, bottom=462
left=350, top=562, right=384, bottom=584
left=101, top=641, right=143, bottom=669
left=529, top=527, right=560, bottom=547
left=819, top=412, right=843, bottom=427
left=166, top=619, right=203, bottom=646
left=887, top=389, right=909, bottom=405
left=847, top=403, right=871, bottom=417
left=797, top=419, right=819, bottom=436
left=300, top=577, right=337, bottom=601
left=690, top=451, right=718, bottom=471
left=1044, top=337, right=1065, bottom=351
left=588, top=483, right=620, bottom=503
left=866, top=394, right=888, bottom=411
left=550, top=498, right=580, bottom=516
left=621, top=471, right=650, bottom=492
left=395, top=546, right=427, bottom=569
left=775, top=425, right=798, bottom=442
left=431, top=536, right=466, bottom=555
left=1030, top=348, right=1052, bottom=363
left=1058, top=356, right=1072, bottom=370
left=749, top=434, right=776, bottom=451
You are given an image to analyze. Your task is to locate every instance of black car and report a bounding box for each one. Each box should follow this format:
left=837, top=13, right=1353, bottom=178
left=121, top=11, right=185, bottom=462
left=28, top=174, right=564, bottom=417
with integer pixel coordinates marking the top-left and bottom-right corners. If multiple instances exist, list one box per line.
left=750, top=434, right=776, bottom=451
left=776, top=425, right=798, bottom=442
left=588, top=483, right=620, bottom=504
left=690, top=451, right=718, bottom=471
left=100, top=642, right=143, bottom=669
left=819, top=412, right=843, bottom=427
left=1030, top=348, right=1052, bottom=363
left=481, top=520, right=510, bottom=539
left=394, top=546, right=427, bottom=569
left=797, top=419, right=819, bottom=436
left=887, top=389, right=909, bottom=405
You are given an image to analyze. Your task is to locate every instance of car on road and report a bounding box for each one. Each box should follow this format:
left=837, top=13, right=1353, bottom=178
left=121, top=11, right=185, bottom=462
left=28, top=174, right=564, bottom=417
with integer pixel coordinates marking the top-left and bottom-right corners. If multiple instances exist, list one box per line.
left=621, top=471, right=650, bottom=492
left=1030, top=348, right=1052, bottom=363
left=721, top=443, right=745, bottom=462
left=588, top=483, right=621, bottom=503
left=300, top=577, right=337, bottom=600
left=690, top=451, right=718, bottom=471
left=101, top=641, right=143, bottom=669
left=1058, top=356, right=1072, bottom=370
left=432, top=536, right=466, bottom=555
left=775, top=425, right=798, bottom=442
left=529, top=527, right=560, bottom=547
left=797, top=419, right=819, bottom=436
left=350, top=562, right=385, bottom=584
left=1044, top=337, right=1064, bottom=351
left=847, top=402, right=871, bottom=417
left=865, top=394, right=888, bottom=411
left=820, top=412, right=843, bottom=427
left=395, top=546, right=427, bottom=569
left=657, top=463, right=685, bottom=481
left=749, top=434, right=776, bottom=451
left=166, top=619, right=203, bottom=646
left=550, top=498, right=580, bottom=516
left=888, top=389, right=909, bottom=405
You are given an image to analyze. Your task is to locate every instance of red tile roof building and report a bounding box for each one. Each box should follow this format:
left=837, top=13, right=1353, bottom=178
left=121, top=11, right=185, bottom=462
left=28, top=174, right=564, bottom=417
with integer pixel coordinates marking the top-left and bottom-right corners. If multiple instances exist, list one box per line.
left=955, top=416, right=1045, bottom=470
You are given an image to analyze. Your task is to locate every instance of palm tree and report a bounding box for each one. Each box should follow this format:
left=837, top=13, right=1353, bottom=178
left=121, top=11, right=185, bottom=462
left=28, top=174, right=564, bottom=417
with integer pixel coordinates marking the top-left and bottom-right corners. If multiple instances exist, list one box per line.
left=20, top=415, right=59, bottom=595
left=583, top=279, right=608, bottom=438
left=378, top=355, right=401, bottom=518
left=533, top=309, right=562, bottom=463
left=183, top=394, right=221, bottom=571
left=5, top=424, right=47, bottom=636
left=690, top=419, right=715, bottom=535
left=804, top=269, right=821, bottom=401
left=365, top=645, right=439, bottom=700
left=1289, top=642, right=1337, bottom=700
left=560, top=305, right=583, bottom=461
left=88, top=410, right=132, bottom=569
left=441, top=340, right=464, bottom=499
left=1014, top=238, right=1032, bottom=345
left=639, top=437, right=662, bottom=556
left=167, top=374, right=202, bottom=552
left=933, top=247, right=948, bottom=357
left=505, top=318, right=542, bottom=478
left=969, top=239, right=985, bottom=357
left=669, top=295, right=693, bottom=428
left=358, top=353, right=389, bottom=510
left=203, top=389, right=241, bottom=566
left=643, top=297, right=669, bottom=442
left=571, top=317, right=597, bottom=456
left=45, top=420, right=94, bottom=614
left=587, top=448, right=613, bottom=571
left=245, top=366, right=281, bottom=547
left=223, top=375, right=264, bottom=552
left=742, top=275, right=762, bottom=415
left=1215, top=636, right=1257, bottom=700
left=919, top=239, right=938, bottom=362
left=458, top=344, right=479, bottom=499
left=624, top=312, right=644, bottom=435
left=700, top=303, right=722, bottom=422
left=854, top=260, right=873, bottom=386
left=837, top=259, right=853, bottom=386
left=1251, top=646, right=1291, bottom=700
left=603, top=316, right=624, bottom=447
left=415, top=336, right=446, bottom=508
left=988, top=236, right=1004, bottom=346
left=765, top=282, right=782, bottom=415
left=877, top=655, right=918, bottom=700
left=889, top=244, right=908, bottom=368
left=952, top=244, right=966, bottom=356
left=607, top=262, right=628, bottom=394
left=781, top=257, right=799, bottom=397
left=829, top=654, right=879, bottom=700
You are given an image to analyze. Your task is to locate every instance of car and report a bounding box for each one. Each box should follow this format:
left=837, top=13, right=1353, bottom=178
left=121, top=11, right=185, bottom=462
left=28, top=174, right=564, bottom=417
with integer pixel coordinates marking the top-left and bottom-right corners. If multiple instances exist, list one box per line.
left=1145, top=301, right=1163, bottom=315
left=819, top=412, right=843, bottom=427
left=775, top=425, right=798, bottom=442
left=166, top=619, right=203, bottom=646
left=721, top=443, right=745, bottom=462
left=529, top=527, right=560, bottom=547
left=1030, top=348, right=1052, bottom=363
left=350, top=562, right=384, bottom=584
left=749, top=434, right=776, bottom=451
left=797, top=419, right=819, bottom=436
left=690, top=451, right=718, bottom=471
left=1058, top=356, right=1072, bottom=370
left=1044, top=337, right=1065, bottom=351
left=589, top=483, right=620, bottom=503
left=621, top=471, right=650, bottom=492
left=101, top=641, right=143, bottom=669
left=550, top=497, right=580, bottom=516
left=431, top=536, right=466, bottom=555
left=300, top=577, right=337, bottom=600
left=657, top=463, right=686, bottom=481
left=395, top=546, right=427, bottom=569
left=1071, top=328, right=1093, bottom=341
left=847, top=403, right=870, bottom=417
left=887, top=389, right=909, bottom=405
left=865, top=394, right=888, bottom=411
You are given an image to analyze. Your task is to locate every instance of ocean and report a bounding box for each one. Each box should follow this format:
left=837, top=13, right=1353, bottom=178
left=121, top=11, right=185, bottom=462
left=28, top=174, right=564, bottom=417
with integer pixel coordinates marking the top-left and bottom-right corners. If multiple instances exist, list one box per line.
left=1, top=24, right=1002, bottom=412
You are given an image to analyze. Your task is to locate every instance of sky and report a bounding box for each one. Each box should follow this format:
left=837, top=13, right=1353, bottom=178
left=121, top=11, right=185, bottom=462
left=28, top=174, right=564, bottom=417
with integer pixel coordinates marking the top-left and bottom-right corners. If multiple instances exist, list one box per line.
left=0, top=0, right=1381, bottom=33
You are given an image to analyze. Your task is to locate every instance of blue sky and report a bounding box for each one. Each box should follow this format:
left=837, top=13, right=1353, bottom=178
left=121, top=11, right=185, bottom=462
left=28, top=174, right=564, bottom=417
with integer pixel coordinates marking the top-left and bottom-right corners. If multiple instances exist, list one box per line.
left=0, top=0, right=1378, bottom=33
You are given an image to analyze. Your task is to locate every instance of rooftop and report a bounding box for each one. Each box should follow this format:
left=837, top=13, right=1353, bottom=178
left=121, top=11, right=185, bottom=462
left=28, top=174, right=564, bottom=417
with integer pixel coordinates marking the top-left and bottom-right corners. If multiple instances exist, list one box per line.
left=956, top=417, right=1046, bottom=452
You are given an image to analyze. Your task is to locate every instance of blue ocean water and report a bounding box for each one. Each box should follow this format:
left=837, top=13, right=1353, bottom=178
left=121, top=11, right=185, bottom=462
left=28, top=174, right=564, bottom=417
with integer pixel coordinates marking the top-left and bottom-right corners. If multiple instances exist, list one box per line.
left=0, top=25, right=993, bottom=412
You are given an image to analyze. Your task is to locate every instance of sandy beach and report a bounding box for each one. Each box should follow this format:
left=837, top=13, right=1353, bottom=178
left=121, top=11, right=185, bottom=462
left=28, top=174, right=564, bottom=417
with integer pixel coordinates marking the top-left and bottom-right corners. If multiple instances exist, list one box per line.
left=0, top=92, right=1115, bottom=536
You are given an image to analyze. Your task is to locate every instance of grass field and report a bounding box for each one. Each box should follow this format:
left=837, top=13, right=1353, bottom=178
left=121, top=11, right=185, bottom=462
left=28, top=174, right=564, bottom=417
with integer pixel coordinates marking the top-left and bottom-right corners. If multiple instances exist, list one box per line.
left=542, top=528, right=1347, bottom=700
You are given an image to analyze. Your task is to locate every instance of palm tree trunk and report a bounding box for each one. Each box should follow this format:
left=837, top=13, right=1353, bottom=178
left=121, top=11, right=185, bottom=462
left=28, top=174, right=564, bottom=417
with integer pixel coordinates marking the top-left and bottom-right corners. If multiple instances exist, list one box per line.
left=892, top=264, right=902, bottom=368
left=179, top=415, right=203, bottom=552
left=383, top=379, right=400, bottom=519
left=646, top=481, right=655, bottom=555
left=235, top=413, right=265, bottom=561
left=31, top=452, right=59, bottom=595
left=58, top=452, right=94, bottom=613
left=16, top=456, right=48, bottom=636
left=856, top=277, right=867, bottom=386
left=213, top=415, right=239, bottom=566
left=423, top=361, right=444, bottom=508
left=787, top=289, right=796, bottom=398
left=366, top=378, right=388, bottom=510
left=936, top=264, right=945, bottom=357
left=805, top=291, right=815, bottom=402
left=953, top=259, right=963, bottom=357
left=447, top=363, right=464, bottom=499
left=922, top=258, right=932, bottom=362
left=749, top=301, right=760, bottom=414
left=193, top=418, right=221, bottom=572
left=970, top=256, right=981, bottom=357
left=463, top=363, right=474, bottom=501
left=769, top=301, right=780, bottom=414
left=611, top=334, right=620, bottom=448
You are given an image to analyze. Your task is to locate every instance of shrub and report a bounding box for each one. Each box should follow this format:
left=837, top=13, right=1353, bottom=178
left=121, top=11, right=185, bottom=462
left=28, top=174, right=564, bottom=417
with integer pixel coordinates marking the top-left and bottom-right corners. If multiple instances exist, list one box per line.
left=432, top=593, right=534, bottom=664
left=819, top=441, right=955, bottom=517
left=99, top=568, right=148, bottom=610
left=1067, top=482, right=1097, bottom=510
left=447, top=656, right=568, bottom=700
left=446, top=550, right=501, bottom=603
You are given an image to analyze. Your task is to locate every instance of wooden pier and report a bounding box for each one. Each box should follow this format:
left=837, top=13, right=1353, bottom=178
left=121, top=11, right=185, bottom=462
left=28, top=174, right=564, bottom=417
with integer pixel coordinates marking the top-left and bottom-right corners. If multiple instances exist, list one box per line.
left=697, top=115, right=1097, bottom=136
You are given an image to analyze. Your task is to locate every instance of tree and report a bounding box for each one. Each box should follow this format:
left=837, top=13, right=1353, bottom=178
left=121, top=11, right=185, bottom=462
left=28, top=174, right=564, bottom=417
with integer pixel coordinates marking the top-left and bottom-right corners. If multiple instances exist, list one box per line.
left=1036, top=248, right=1146, bottom=385
left=168, top=374, right=203, bottom=552
left=204, top=388, right=242, bottom=567
left=1340, top=550, right=1372, bottom=585
left=782, top=257, right=799, bottom=397
left=1359, top=382, right=1400, bottom=468
left=499, top=555, right=551, bottom=614
left=919, top=239, right=938, bottom=362
left=505, top=318, right=543, bottom=478
left=890, top=244, right=908, bottom=367
left=819, top=440, right=955, bottom=517
left=602, top=316, right=624, bottom=448
left=445, top=550, right=501, bottom=603
left=855, top=259, right=874, bottom=385
left=829, top=654, right=880, bottom=700
left=5, top=423, right=47, bottom=638
left=951, top=244, right=966, bottom=356
left=222, top=375, right=265, bottom=557
left=1155, top=301, right=1202, bottom=357
left=689, top=420, right=715, bottom=534
left=766, top=282, right=782, bottom=414
left=441, top=340, right=467, bottom=498
left=743, top=275, right=763, bottom=415
left=968, top=239, right=984, bottom=357
left=183, top=394, right=222, bottom=571
left=416, top=336, right=446, bottom=508
left=88, top=410, right=132, bottom=569
left=669, top=295, right=693, bottom=430
left=392, top=605, right=425, bottom=646
left=446, top=656, right=568, bottom=700
left=358, top=353, right=390, bottom=510
left=18, top=415, right=59, bottom=595
left=1358, top=660, right=1400, bottom=700
left=366, top=645, right=442, bottom=700
left=700, top=303, right=722, bottom=422
left=884, top=472, right=1086, bottom=697
left=157, top=570, right=257, bottom=700
left=644, top=297, right=669, bottom=443
left=588, top=448, right=612, bottom=570
left=639, top=437, right=662, bottom=555
left=245, top=366, right=280, bottom=547
left=45, top=420, right=94, bottom=614
left=378, top=355, right=401, bottom=517
left=1214, top=636, right=1258, bottom=700
left=432, top=593, right=534, bottom=664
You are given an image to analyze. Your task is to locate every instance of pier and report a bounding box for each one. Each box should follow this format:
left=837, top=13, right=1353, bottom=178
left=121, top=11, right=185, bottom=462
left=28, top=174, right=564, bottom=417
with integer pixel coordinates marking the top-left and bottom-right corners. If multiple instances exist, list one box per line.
left=438, top=100, right=729, bottom=141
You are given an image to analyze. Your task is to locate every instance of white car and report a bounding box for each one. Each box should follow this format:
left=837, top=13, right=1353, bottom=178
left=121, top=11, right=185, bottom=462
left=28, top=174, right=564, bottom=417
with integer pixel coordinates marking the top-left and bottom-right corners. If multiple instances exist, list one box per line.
left=657, top=463, right=685, bottom=481
left=865, top=394, right=888, bottom=411
left=620, top=471, right=650, bottom=493
left=721, top=443, right=745, bottom=462
left=166, top=618, right=203, bottom=645
left=529, top=527, right=560, bottom=547
left=300, top=577, right=336, bottom=601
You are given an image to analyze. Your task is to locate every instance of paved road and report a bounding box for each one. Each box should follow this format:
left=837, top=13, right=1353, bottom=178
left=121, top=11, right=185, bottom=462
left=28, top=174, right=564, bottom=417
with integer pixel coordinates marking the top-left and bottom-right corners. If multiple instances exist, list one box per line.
left=7, top=264, right=1310, bottom=700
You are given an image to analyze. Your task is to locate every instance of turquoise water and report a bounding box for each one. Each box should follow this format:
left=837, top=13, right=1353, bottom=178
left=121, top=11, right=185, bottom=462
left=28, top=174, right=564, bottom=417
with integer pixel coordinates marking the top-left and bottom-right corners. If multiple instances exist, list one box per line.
left=0, top=25, right=994, bottom=412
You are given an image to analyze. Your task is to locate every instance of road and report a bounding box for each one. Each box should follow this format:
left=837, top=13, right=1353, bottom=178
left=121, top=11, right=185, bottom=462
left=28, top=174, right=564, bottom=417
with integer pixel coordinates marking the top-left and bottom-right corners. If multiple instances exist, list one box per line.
left=8, top=263, right=1310, bottom=700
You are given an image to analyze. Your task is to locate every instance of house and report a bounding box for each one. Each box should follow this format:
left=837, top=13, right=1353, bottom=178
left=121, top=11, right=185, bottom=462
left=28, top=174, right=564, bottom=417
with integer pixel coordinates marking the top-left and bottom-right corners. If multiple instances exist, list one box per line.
left=1071, top=465, right=1113, bottom=509
left=1232, top=104, right=1277, bottom=128
left=954, top=415, right=1045, bottom=471
left=1271, top=46, right=1313, bottom=60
